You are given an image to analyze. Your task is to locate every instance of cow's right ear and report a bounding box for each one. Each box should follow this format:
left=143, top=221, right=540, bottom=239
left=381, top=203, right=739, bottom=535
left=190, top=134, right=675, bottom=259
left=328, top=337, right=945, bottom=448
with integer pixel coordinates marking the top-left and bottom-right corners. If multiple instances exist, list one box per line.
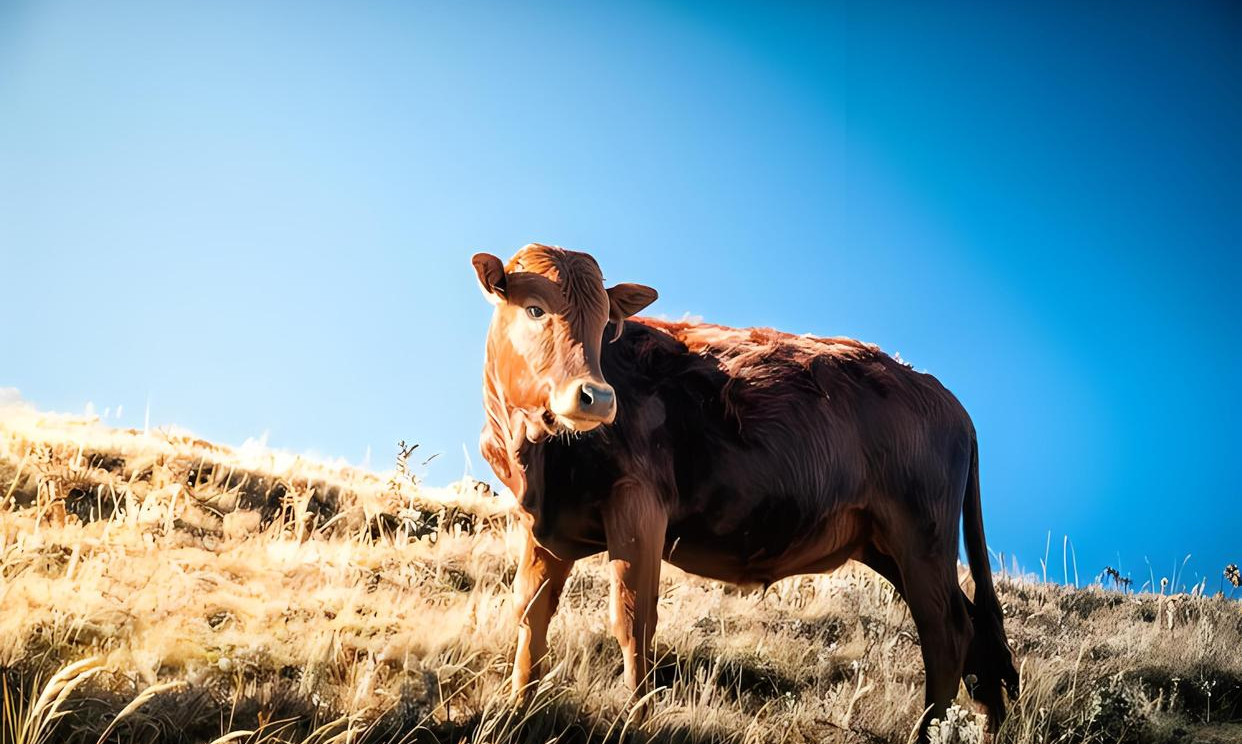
left=471, top=253, right=507, bottom=304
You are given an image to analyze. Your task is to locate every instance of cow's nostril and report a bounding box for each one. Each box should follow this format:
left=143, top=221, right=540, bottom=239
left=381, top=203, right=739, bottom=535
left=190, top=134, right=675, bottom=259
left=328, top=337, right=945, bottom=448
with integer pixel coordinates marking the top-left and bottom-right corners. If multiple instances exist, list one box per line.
left=565, top=382, right=615, bottom=421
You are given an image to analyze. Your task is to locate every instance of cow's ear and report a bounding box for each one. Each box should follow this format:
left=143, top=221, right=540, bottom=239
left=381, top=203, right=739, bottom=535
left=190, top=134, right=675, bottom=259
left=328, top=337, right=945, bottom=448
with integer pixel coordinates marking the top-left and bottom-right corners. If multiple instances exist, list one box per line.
left=608, top=283, right=658, bottom=319
left=606, top=283, right=658, bottom=341
left=471, top=253, right=507, bottom=304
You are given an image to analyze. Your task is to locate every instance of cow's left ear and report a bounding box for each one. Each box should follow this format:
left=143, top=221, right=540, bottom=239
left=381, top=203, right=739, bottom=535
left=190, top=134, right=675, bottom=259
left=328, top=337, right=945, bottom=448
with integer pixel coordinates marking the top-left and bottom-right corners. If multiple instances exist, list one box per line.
left=607, top=283, right=658, bottom=341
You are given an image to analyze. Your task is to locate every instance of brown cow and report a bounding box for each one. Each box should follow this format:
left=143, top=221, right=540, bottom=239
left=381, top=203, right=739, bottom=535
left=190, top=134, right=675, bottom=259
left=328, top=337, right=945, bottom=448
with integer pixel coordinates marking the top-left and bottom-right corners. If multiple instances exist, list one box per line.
left=472, top=244, right=1019, bottom=736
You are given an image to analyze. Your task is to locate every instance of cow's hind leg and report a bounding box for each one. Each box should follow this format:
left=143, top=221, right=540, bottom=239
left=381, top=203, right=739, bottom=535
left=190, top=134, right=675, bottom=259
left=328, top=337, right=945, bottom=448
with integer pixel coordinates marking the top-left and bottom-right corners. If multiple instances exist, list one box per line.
left=859, top=544, right=904, bottom=596
left=867, top=545, right=1012, bottom=726
left=898, top=555, right=973, bottom=739
left=962, top=593, right=1019, bottom=726
left=511, top=525, right=575, bottom=698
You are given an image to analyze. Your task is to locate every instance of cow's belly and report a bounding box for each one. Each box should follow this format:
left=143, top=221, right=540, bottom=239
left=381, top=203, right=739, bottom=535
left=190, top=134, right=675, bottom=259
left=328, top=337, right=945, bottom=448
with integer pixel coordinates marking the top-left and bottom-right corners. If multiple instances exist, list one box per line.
left=663, top=503, right=870, bottom=586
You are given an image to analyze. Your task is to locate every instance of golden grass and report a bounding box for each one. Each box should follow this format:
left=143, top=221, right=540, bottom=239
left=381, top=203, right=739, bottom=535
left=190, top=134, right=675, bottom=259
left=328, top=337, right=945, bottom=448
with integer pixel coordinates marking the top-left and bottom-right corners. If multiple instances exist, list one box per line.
left=1, top=400, right=1239, bottom=743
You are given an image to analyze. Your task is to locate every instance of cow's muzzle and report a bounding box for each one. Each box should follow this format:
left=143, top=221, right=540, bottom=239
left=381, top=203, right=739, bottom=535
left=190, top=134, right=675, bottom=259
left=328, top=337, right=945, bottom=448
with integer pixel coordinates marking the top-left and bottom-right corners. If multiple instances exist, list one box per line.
left=550, top=379, right=617, bottom=431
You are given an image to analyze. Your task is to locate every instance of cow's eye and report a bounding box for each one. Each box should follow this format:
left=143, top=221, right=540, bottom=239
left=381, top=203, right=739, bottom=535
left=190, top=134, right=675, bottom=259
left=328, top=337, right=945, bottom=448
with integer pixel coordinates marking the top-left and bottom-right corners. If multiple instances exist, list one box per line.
left=525, top=306, right=546, bottom=320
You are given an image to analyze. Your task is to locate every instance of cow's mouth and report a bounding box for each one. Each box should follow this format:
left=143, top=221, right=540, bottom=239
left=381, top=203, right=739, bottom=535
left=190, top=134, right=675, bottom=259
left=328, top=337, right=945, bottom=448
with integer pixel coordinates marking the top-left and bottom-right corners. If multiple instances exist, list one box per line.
left=542, top=409, right=604, bottom=436
left=555, top=414, right=606, bottom=433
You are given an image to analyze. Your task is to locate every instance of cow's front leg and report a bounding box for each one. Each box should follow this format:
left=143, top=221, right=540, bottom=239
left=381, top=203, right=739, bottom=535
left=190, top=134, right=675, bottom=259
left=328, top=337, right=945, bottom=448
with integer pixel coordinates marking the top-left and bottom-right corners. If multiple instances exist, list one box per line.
left=603, top=487, right=667, bottom=691
left=511, top=523, right=574, bottom=698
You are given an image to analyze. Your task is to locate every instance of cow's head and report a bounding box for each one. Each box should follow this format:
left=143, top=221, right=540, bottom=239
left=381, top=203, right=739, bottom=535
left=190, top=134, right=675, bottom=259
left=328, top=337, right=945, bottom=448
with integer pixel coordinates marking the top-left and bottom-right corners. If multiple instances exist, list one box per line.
left=473, top=244, right=657, bottom=436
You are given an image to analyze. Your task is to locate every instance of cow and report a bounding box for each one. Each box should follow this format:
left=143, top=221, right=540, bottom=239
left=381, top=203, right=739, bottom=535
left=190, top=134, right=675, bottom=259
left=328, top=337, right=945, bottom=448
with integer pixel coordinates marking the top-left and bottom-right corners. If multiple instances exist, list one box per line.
left=471, top=243, right=1019, bottom=736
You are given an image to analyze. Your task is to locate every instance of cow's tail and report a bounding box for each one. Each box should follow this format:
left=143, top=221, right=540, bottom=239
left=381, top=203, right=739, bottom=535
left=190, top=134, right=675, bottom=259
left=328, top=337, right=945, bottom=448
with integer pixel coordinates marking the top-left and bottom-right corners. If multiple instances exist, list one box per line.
left=962, top=434, right=1020, bottom=727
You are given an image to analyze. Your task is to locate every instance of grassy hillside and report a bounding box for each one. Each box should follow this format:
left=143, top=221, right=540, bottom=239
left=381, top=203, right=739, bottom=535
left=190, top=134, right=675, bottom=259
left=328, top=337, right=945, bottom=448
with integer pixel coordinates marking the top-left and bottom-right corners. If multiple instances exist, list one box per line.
left=1, top=402, right=1239, bottom=744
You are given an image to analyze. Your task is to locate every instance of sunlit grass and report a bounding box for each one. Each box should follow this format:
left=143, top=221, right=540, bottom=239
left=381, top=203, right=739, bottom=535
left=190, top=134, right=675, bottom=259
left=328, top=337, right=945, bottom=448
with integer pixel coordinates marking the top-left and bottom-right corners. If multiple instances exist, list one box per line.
left=1, top=401, right=1240, bottom=743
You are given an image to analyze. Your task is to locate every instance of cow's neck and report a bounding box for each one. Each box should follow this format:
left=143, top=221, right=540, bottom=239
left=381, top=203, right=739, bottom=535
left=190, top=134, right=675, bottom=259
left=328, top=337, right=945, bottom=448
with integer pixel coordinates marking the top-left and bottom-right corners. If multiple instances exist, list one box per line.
left=480, top=337, right=548, bottom=499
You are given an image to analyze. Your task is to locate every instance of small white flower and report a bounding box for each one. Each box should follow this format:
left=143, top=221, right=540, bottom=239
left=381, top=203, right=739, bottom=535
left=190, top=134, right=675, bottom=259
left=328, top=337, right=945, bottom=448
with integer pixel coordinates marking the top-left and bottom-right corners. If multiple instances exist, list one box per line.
left=926, top=704, right=986, bottom=744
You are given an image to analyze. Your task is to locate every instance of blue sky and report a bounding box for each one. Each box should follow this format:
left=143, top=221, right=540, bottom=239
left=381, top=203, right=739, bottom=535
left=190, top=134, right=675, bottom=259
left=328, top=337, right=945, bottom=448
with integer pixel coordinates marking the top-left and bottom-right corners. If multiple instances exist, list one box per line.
left=1, top=1, right=1238, bottom=589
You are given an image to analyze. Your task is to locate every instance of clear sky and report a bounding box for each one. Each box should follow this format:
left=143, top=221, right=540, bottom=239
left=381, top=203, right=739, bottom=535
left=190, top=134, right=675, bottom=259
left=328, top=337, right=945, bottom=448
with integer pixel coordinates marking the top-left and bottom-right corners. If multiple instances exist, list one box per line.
left=2, top=1, right=1238, bottom=590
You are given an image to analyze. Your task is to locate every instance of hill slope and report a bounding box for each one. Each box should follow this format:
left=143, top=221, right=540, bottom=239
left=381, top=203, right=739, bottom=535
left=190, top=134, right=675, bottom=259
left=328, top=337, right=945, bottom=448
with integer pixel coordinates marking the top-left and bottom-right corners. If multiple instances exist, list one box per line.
left=1, top=402, right=1239, bottom=743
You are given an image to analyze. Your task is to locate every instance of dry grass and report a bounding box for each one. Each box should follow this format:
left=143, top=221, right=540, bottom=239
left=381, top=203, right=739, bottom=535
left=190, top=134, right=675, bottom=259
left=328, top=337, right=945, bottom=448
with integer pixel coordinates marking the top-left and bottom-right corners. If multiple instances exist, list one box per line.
left=1, top=401, right=1240, bottom=744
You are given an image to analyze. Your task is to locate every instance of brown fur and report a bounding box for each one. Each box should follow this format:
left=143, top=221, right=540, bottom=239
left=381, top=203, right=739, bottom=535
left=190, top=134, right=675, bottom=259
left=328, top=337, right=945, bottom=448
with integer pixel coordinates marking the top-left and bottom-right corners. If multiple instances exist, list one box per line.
left=472, top=245, right=1019, bottom=737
